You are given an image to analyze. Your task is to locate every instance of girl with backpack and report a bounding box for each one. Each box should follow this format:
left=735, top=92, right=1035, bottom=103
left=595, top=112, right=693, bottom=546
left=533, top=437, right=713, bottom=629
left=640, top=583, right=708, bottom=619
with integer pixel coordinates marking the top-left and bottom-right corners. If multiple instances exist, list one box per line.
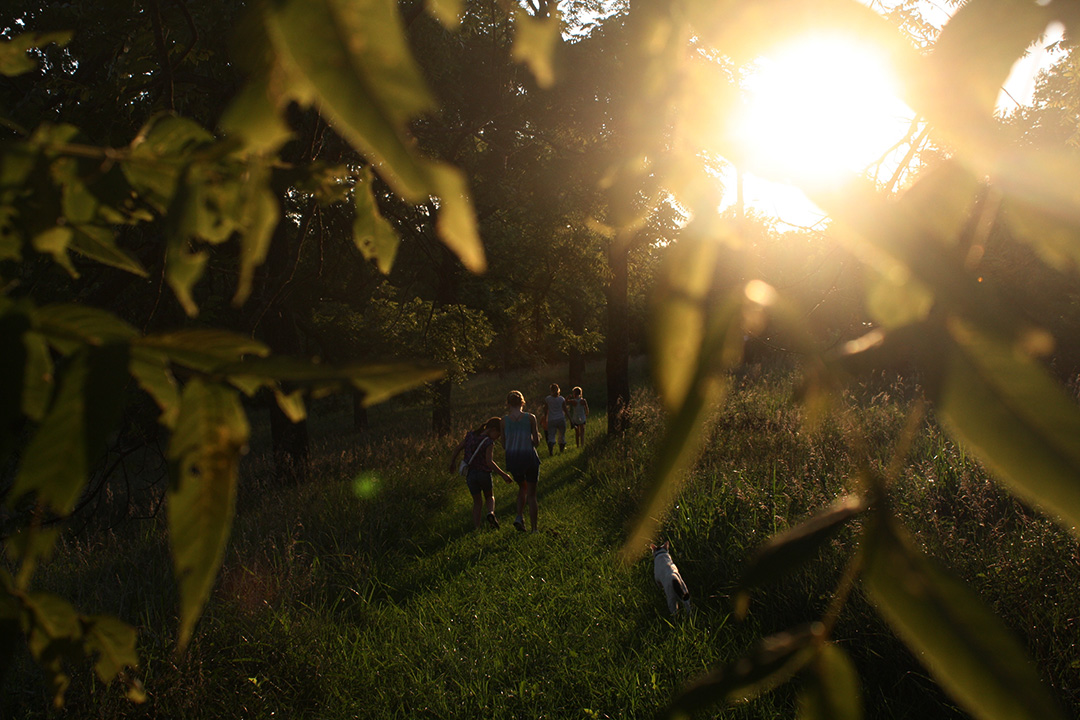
left=449, top=417, right=513, bottom=529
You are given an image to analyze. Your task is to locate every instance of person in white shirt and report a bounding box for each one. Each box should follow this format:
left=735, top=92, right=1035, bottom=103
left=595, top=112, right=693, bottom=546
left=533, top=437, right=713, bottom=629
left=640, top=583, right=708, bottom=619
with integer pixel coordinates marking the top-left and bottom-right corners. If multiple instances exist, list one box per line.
left=541, top=383, right=568, bottom=455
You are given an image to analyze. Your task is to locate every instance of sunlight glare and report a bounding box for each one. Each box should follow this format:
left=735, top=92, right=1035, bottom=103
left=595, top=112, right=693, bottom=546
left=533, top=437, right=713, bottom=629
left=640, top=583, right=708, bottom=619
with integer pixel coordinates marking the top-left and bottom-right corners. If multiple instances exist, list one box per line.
left=734, top=34, right=914, bottom=186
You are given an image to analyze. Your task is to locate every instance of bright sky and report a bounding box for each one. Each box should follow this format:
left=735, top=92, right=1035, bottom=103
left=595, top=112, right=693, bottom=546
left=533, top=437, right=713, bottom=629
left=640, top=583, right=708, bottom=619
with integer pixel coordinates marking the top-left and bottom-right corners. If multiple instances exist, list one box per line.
left=722, top=10, right=1066, bottom=228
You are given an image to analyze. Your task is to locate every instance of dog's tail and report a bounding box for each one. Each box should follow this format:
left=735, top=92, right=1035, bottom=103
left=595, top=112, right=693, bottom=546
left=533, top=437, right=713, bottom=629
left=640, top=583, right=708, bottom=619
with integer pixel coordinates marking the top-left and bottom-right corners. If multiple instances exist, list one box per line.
left=671, top=576, right=690, bottom=601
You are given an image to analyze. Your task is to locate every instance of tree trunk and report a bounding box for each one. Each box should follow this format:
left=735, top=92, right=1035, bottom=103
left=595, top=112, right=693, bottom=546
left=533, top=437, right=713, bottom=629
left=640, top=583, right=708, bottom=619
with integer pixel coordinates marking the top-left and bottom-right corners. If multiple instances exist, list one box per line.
left=568, top=297, right=586, bottom=390
left=352, top=389, right=369, bottom=433
left=268, top=392, right=309, bottom=483
left=432, top=378, right=452, bottom=435
left=606, top=233, right=631, bottom=435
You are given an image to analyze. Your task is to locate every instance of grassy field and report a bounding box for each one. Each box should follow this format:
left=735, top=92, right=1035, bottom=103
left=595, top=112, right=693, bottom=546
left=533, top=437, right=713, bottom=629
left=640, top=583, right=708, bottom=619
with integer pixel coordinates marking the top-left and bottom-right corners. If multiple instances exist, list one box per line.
left=4, top=360, right=1079, bottom=719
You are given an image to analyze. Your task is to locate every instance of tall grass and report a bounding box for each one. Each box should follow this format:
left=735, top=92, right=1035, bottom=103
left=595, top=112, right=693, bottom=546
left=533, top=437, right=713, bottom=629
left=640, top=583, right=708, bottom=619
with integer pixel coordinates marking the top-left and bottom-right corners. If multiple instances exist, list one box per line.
left=4, top=359, right=1078, bottom=718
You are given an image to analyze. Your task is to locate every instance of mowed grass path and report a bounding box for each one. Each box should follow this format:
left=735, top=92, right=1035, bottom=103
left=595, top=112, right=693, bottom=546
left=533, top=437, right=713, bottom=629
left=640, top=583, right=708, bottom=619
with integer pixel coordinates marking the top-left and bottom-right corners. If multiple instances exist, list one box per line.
left=333, top=431, right=755, bottom=719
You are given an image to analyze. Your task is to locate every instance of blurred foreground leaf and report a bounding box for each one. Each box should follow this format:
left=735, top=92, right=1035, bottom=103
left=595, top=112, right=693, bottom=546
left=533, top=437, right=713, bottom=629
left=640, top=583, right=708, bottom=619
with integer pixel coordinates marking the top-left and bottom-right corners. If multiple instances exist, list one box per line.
left=864, top=515, right=1067, bottom=720
left=666, top=624, right=822, bottom=718
left=167, top=380, right=249, bottom=651
left=798, top=643, right=862, bottom=720
left=938, top=317, right=1080, bottom=536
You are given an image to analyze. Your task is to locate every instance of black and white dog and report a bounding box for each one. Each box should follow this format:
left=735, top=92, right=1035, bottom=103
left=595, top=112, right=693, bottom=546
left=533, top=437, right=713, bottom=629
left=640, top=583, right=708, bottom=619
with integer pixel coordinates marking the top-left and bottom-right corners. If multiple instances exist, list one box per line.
left=650, top=540, right=692, bottom=616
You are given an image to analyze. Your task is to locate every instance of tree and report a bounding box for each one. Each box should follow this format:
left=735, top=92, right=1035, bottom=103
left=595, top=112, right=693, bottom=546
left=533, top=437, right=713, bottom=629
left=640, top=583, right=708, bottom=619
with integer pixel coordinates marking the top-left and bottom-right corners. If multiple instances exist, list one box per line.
left=0, top=0, right=478, bottom=701
left=5, top=0, right=1080, bottom=718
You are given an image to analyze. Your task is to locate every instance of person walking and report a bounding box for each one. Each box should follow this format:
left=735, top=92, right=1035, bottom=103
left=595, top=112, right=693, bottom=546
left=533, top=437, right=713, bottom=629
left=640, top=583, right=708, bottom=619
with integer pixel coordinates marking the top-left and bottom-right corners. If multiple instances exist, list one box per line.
left=567, top=386, right=590, bottom=448
left=541, top=383, right=568, bottom=455
left=449, top=417, right=513, bottom=529
left=503, top=390, right=541, bottom=532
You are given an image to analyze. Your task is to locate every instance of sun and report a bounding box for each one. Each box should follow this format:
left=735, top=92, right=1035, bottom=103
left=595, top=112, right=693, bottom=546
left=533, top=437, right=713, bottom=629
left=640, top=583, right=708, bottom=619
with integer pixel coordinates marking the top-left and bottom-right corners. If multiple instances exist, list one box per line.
left=733, top=33, right=915, bottom=188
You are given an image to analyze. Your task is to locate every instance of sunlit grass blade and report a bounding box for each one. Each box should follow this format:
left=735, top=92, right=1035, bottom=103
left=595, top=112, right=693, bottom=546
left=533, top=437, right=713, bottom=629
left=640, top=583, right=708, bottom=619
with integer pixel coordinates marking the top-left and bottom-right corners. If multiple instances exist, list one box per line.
left=938, top=317, right=1080, bottom=536
left=864, top=515, right=1068, bottom=720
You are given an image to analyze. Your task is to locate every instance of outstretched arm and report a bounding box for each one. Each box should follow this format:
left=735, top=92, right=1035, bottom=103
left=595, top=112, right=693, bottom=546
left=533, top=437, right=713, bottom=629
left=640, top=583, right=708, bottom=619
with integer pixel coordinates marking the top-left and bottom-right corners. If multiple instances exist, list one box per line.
left=484, top=443, right=513, bottom=482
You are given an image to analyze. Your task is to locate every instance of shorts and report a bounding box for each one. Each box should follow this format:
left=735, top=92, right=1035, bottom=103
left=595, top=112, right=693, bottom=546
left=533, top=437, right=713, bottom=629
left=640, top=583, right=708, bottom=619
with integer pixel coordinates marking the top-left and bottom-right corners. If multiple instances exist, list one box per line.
left=465, top=468, right=493, bottom=495
left=546, top=418, right=566, bottom=441
left=506, top=451, right=540, bottom=484
left=511, top=466, right=539, bottom=485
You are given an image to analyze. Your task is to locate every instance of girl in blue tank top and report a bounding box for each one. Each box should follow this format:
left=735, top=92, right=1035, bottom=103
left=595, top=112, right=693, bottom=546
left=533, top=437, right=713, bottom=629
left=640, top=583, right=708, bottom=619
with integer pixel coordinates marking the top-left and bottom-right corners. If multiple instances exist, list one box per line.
left=503, top=390, right=541, bottom=532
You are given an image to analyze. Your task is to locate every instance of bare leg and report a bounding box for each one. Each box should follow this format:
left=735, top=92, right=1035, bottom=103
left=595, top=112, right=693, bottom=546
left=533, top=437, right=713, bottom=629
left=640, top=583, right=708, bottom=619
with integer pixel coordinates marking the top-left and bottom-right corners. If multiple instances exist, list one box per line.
left=526, top=483, right=538, bottom=531
left=472, top=493, right=483, bottom=528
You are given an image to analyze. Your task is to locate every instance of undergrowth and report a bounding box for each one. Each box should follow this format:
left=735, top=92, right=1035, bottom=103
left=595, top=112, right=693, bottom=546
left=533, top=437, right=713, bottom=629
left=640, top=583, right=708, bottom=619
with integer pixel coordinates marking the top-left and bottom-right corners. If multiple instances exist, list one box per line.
left=3, top=360, right=1078, bottom=719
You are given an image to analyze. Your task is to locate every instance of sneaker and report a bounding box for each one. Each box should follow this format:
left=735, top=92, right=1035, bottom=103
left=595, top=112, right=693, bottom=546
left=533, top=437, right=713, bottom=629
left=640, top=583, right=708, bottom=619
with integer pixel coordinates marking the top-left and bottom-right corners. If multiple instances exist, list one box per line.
left=486, top=513, right=500, bottom=529
left=513, top=518, right=526, bottom=532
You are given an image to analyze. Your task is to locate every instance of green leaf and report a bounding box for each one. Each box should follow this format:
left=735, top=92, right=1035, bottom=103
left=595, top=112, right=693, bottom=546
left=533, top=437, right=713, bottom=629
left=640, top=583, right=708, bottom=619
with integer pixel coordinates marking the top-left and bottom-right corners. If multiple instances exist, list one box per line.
left=865, top=269, right=933, bottom=329
left=347, top=362, right=445, bottom=406
left=82, top=615, right=138, bottom=684
left=937, top=317, right=1080, bottom=536
left=0, top=205, right=22, bottom=261
left=864, top=516, right=1068, bottom=720
left=167, top=379, right=249, bottom=651
left=430, top=162, right=485, bottom=273
left=798, top=643, right=863, bottom=720
left=165, top=174, right=208, bottom=317
left=34, top=304, right=137, bottom=356
left=137, top=330, right=269, bottom=373
left=12, top=353, right=92, bottom=514
left=32, top=225, right=77, bottom=277
left=666, top=624, right=823, bottom=718
left=425, top=0, right=462, bottom=28
left=219, top=78, right=294, bottom=155
left=125, top=115, right=214, bottom=212
left=928, top=0, right=1051, bottom=119
left=738, top=496, right=865, bottom=600
left=217, top=358, right=444, bottom=405
left=22, top=591, right=80, bottom=706
left=0, top=310, right=30, bottom=461
left=1001, top=187, right=1080, bottom=271
left=352, top=167, right=399, bottom=275
left=622, top=290, right=742, bottom=562
left=273, top=387, right=307, bottom=423
left=130, top=347, right=181, bottom=429
left=233, top=167, right=278, bottom=305
left=22, top=331, right=55, bottom=422
left=11, top=344, right=129, bottom=516
left=512, top=9, right=561, bottom=89
left=69, top=225, right=148, bottom=277
left=263, top=0, right=436, bottom=202
left=165, top=240, right=208, bottom=318
left=0, top=32, right=73, bottom=76
left=650, top=230, right=722, bottom=413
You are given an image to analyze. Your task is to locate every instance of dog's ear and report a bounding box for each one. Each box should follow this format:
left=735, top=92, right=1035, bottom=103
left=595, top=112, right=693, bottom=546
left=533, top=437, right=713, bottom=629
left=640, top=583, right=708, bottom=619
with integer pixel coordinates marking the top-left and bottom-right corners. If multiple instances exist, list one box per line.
left=648, top=543, right=656, bottom=552
left=662, top=540, right=670, bottom=550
